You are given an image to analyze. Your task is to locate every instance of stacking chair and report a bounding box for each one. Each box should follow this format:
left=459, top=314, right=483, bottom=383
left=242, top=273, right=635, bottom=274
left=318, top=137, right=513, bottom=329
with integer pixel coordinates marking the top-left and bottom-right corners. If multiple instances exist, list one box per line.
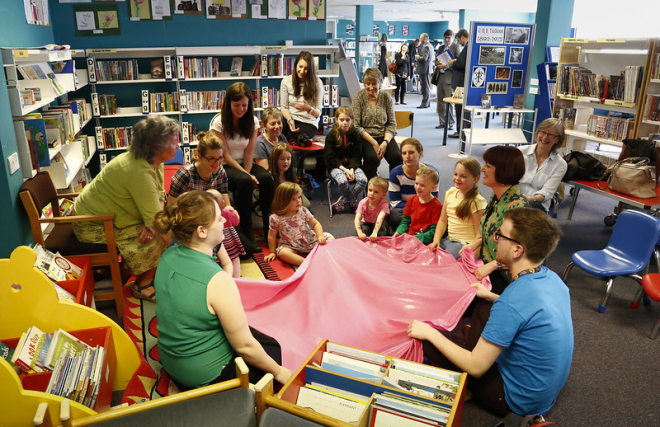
left=637, top=274, right=660, bottom=339
left=393, top=110, right=414, bottom=145
left=562, top=209, right=660, bottom=313
left=19, top=171, right=125, bottom=317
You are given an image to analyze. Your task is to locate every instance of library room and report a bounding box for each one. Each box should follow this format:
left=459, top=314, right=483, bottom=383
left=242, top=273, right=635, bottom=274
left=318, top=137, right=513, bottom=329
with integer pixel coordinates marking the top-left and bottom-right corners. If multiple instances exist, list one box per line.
left=1, top=0, right=659, bottom=426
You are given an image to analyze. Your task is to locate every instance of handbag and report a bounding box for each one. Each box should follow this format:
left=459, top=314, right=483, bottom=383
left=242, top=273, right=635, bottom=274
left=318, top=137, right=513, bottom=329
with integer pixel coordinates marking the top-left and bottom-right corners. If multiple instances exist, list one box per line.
left=431, top=67, right=442, bottom=86
left=597, top=157, right=656, bottom=198
left=388, top=61, right=397, bottom=74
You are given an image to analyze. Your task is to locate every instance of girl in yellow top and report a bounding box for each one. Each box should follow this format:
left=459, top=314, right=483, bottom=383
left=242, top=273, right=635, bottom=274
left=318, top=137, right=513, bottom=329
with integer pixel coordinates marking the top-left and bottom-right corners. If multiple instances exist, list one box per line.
left=430, top=158, right=487, bottom=259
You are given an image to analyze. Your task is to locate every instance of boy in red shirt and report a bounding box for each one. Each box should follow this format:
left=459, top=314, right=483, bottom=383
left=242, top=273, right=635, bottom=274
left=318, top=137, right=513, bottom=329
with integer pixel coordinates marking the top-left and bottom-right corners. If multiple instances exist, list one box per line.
left=393, top=166, right=443, bottom=244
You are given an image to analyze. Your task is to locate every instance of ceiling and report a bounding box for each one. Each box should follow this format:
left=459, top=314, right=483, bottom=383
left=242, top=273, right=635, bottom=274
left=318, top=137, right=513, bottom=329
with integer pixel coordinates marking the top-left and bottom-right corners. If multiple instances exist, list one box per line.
left=326, top=0, right=537, bottom=23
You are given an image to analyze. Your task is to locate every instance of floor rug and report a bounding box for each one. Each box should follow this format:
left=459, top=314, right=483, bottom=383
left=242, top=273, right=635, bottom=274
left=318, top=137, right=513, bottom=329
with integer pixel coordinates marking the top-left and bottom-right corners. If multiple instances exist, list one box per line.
left=120, top=245, right=295, bottom=404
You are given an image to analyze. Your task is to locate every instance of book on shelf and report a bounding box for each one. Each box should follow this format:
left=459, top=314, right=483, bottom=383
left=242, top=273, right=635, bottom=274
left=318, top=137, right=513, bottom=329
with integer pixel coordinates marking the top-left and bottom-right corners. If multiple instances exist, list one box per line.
left=513, top=94, right=525, bottom=109
left=1, top=341, right=15, bottom=364
left=95, top=59, right=140, bottom=81
left=11, top=326, right=47, bottom=374
left=369, top=405, right=443, bottom=426
left=382, top=364, right=457, bottom=404
left=480, top=94, right=491, bottom=109
left=296, top=384, right=368, bottom=424
left=33, top=243, right=83, bottom=282
left=230, top=57, right=243, bottom=77
left=150, top=58, right=165, bottom=79
left=435, top=49, right=455, bottom=67
left=374, top=393, right=450, bottom=425
left=44, top=328, right=92, bottom=371
left=644, top=94, right=660, bottom=122
left=321, top=351, right=386, bottom=382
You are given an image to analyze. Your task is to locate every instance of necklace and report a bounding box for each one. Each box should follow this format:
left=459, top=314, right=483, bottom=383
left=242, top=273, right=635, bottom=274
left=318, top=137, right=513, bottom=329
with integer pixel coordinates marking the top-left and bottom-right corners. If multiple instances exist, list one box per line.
left=512, top=266, right=542, bottom=281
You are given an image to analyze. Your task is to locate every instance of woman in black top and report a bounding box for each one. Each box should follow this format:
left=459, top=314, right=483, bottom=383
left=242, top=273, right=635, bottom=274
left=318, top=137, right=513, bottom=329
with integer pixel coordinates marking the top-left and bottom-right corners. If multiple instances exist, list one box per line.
left=394, top=44, right=411, bottom=105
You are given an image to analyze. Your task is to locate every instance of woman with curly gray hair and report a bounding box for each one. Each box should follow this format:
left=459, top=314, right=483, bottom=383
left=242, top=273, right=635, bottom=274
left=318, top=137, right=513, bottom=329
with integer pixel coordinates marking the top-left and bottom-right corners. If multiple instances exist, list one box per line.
left=72, top=114, right=180, bottom=303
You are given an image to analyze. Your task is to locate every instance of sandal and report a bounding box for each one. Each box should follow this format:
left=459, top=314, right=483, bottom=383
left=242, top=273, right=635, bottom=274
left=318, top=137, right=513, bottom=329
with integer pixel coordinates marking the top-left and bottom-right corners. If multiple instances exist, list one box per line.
left=129, top=280, right=156, bottom=303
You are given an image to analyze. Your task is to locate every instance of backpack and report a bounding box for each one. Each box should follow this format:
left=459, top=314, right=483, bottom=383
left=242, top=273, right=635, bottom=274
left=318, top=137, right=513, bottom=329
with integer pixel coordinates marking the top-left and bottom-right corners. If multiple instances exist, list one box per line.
left=562, top=151, right=607, bottom=182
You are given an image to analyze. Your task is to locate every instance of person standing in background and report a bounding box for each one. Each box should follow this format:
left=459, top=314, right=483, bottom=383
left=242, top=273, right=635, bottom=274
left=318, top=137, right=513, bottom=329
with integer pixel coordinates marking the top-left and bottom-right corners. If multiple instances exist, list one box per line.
left=435, top=29, right=461, bottom=130
left=394, top=44, right=410, bottom=105
left=449, top=29, right=469, bottom=138
left=408, top=38, right=420, bottom=75
left=415, top=33, right=433, bottom=109
left=378, top=33, right=389, bottom=83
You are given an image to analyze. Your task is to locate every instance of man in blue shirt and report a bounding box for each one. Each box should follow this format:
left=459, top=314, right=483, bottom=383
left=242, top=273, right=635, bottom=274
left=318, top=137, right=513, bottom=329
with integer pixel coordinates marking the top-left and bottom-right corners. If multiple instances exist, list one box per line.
left=408, top=207, right=573, bottom=417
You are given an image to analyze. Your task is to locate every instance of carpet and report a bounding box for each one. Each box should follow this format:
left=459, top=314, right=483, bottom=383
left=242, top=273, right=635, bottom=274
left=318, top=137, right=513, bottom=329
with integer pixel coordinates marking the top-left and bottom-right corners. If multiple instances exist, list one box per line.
left=120, top=246, right=296, bottom=404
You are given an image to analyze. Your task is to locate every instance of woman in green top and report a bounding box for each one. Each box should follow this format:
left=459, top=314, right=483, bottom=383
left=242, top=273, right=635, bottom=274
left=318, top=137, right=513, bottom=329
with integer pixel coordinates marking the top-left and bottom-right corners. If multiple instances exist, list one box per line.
left=152, top=190, right=292, bottom=389
left=462, top=145, right=527, bottom=295
left=72, top=115, right=180, bottom=302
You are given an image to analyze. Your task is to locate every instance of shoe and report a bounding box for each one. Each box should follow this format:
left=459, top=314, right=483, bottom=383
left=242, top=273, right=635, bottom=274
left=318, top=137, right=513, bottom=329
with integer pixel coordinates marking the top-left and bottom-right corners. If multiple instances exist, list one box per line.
left=448, top=132, right=460, bottom=138
left=395, top=102, right=400, bottom=105
left=435, top=124, right=445, bottom=129
left=349, top=199, right=358, bottom=212
left=417, top=105, right=425, bottom=109
left=331, top=196, right=345, bottom=214
left=129, top=280, right=156, bottom=303
left=448, top=124, right=454, bottom=130
left=401, top=102, right=407, bottom=105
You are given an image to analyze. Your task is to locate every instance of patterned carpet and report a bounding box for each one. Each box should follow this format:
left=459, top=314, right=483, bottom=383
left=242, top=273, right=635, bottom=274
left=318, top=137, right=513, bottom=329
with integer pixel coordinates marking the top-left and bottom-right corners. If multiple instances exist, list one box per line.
left=120, top=248, right=295, bottom=404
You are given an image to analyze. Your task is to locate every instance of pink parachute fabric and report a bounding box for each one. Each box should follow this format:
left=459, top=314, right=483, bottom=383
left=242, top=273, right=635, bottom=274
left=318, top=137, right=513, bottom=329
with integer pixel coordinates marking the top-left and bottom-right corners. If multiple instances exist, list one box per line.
left=235, top=234, right=490, bottom=370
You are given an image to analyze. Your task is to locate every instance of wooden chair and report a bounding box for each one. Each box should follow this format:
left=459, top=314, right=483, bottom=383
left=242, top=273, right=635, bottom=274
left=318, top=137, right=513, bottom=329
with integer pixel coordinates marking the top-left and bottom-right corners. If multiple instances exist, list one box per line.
left=61, top=358, right=253, bottom=427
left=393, top=110, right=414, bottom=146
left=19, top=171, right=125, bottom=317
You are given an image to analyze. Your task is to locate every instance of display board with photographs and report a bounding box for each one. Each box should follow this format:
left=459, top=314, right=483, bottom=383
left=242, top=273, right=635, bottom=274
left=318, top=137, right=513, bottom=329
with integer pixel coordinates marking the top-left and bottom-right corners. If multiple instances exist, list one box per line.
left=463, top=21, right=535, bottom=108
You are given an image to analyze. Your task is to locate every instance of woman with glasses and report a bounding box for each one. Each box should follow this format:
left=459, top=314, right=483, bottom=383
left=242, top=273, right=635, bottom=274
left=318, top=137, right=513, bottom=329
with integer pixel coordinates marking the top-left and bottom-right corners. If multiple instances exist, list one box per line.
left=518, top=118, right=568, bottom=213
left=462, top=145, right=527, bottom=295
left=168, top=131, right=246, bottom=276
left=210, top=82, right=274, bottom=253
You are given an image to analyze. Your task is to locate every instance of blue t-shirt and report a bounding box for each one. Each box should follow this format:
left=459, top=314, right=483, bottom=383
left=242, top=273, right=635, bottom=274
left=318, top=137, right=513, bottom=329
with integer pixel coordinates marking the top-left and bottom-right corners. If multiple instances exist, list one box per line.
left=482, top=267, right=574, bottom=415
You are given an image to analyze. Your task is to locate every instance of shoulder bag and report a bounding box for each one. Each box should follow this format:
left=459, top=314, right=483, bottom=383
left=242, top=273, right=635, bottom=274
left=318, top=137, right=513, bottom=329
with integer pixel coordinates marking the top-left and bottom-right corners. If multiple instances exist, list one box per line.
left=431, top=67, right=442, bottom=86
left=388, top=61, right=397, bottom=74
left=597, top=157, right=656, bottom=198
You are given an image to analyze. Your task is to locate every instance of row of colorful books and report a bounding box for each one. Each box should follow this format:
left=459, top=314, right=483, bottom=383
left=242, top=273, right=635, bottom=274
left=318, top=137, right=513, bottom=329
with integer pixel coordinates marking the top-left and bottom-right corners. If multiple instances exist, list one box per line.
left=149, top=92, right=182, bottom=113
left=99, top=126, right=134, bottom=149
left=586, top=114, right=634, bottom=142
left=295, top=342, right=459, bottom=426
left=94, top=59, right=140, bottom=82
left=557, top=64, right=643, bottom=104
left=97, top=94, right=118, bottom=116
left=643, top=94, right=660, bottom=123
left=650, top=52, right=660, bottom=81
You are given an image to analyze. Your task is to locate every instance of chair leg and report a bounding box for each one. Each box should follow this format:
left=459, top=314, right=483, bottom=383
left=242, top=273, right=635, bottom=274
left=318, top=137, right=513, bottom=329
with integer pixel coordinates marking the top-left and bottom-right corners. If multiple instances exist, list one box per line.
left=650, top=316, right=660, bottom=339
left=326, top=179, right=333, bottom=218
left=598, top=278, right=614, bottom=313
left=561, top=262, right=575, bottom=282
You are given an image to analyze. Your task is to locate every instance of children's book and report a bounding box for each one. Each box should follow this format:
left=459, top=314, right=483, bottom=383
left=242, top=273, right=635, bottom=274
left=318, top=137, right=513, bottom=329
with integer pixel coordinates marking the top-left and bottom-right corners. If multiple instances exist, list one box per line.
left=44, top=329, right=91, bottom=371
left=230, top=57, right=243, bottom=77
left=151, top=59, right=165, bottom=79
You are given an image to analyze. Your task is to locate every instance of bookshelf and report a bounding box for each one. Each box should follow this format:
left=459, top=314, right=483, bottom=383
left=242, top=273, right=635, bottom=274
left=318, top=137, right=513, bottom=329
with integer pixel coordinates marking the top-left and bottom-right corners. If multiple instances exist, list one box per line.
left=2, top=47, right=94, bottom=185
left=84, top=45, right=341, bottom=167
left=638, top=39, right=660, bottom=139
left=553, top=38, right=654, bottom=152
left=0, top=246, right=140, bottom=426
left=270, top=339, right=467, bottom=427
left=534, top=62, right=557, bottom=122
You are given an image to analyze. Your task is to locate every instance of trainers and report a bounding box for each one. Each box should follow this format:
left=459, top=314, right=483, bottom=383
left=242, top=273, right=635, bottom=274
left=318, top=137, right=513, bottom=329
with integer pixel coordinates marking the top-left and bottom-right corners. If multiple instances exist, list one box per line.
left=349, top=199, right=359, bottom=212
left=331, top=196, right=345, bottom=214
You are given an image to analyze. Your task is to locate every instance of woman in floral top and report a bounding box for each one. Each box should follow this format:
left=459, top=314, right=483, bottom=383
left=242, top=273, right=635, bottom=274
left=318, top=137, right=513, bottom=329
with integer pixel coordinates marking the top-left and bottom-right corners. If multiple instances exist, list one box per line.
left=352, top=68, right=402, bottom=179
left=464, top=145, right=527, bottom=295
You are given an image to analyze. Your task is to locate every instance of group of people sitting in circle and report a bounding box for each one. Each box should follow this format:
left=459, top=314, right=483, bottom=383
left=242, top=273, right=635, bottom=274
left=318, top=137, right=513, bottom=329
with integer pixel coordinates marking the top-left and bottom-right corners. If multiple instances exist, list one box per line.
left=70, top=48, right=571, bottom=418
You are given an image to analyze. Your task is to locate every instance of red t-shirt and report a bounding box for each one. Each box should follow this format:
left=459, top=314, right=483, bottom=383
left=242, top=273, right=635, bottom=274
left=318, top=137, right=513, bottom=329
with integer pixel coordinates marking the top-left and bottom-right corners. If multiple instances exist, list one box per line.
left=402, top=195, right=443, bottom=235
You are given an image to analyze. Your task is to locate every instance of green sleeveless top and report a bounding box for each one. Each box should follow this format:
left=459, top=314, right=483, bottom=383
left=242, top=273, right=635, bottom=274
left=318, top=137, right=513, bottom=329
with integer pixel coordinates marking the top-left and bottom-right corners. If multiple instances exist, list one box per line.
left=155, top=245, right=234, bottom=388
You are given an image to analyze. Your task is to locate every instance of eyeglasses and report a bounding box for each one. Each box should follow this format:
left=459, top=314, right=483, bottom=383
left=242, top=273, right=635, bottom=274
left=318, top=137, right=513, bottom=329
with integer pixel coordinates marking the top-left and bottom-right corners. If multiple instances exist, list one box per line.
left=205, top=156, right=223, bottom=165
left=538, top=130, right=561, bottom=140
left=495, top=229, right=521, bottom=245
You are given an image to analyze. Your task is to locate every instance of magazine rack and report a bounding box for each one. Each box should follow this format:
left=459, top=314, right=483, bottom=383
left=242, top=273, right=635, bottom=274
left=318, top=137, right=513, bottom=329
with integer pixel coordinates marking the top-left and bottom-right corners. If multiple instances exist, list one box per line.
left=0, top=246, right=140, bottom=426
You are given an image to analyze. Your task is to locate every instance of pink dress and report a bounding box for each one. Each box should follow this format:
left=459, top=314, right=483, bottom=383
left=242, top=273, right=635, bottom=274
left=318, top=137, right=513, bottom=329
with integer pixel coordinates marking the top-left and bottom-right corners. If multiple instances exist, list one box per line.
left=269, top=207, right=318, bottom=255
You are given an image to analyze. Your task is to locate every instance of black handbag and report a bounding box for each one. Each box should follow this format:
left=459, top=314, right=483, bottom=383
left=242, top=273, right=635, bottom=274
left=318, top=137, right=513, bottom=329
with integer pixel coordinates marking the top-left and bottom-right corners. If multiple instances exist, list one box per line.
left=431, top=67, right=442, bottom=86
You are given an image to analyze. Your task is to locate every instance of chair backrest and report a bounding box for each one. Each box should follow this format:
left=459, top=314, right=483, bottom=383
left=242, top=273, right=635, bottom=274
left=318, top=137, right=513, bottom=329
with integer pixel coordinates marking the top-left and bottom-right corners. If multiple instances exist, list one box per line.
left=19, top=171, right=61, bottom=244
left=606, top=210, right=660, bottom=266
left=394, top=110, right=414, bottom=138
left=164, top=148, right=184, bottom=165
left=259, top=408, right=323, bottom=427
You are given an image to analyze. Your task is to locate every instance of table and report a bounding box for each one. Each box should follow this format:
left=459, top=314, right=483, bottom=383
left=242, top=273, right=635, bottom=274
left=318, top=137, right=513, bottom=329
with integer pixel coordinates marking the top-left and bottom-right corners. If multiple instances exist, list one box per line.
left=567, top=179, right=660, bottom=220
left=289, top=138, right=325, bottom=176
left=442, top=96, right=463, bottom=147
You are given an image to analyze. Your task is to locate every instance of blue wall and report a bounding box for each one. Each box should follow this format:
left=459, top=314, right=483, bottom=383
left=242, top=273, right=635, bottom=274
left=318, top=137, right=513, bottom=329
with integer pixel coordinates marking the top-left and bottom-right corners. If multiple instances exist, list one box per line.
left=49, top=2, right=327, bottom=48
left=0, top=2, right=56, bottom=257
left=460, top=10, right=536, bottom=29
left=337, top=20, right=450, bottom=41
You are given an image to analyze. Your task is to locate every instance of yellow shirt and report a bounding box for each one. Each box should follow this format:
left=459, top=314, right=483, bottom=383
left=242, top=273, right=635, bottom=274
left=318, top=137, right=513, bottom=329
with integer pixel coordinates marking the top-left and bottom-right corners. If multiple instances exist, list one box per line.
left=445, top=187, right=487, bottom=243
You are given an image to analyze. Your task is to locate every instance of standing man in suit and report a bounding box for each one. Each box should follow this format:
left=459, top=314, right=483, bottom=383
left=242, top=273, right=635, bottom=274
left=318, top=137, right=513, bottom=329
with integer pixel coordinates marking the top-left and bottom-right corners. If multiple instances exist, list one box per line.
left=449, top=29, right=469, bottom=138
left=435, top=29, right=461, bottom=130
left=415, top=33, right=433, bottom=109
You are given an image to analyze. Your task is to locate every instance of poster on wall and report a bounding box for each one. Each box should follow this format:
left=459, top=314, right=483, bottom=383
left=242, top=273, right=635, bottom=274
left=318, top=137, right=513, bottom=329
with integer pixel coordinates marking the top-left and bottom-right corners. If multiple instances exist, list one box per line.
left=25, top=0, right=50, bottom=26
left=463, top=21, right=535, bottom=108
left=388, top=24, right=394, bottom=36
left=206, top=0, right=231, bottom=18
left=173, top=0, right=203, bottom=14
left=345, top=24, right=354, bottom=36
left=73, top=4, right=120, bottom=36
left=289, top=0, right=306, bottom=19
left=129, top=0, right=152, bottom=20
left=402, top=25, right=408, bottom=36
left=373, top=24, right=379, bottom=37
left=307, top=0, right=324, bottom=20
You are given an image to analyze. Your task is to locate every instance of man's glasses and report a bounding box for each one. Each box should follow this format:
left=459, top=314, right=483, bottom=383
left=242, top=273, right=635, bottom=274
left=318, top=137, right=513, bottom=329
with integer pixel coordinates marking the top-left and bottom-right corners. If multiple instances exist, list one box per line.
left=538, top=130, right=561, bottom=140
left=495, top=229, right=521, bottom=245
left=205, top=156, right=223, bottom=165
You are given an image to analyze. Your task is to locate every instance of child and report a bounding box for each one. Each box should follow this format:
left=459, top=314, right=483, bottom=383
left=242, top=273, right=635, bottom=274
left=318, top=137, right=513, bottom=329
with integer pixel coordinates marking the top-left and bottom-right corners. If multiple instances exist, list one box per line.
left=254, top=106, right=288, bottom=170
left=264, top=182, right=333, bottom=266
left=269, top=142, right=311, bottom=208
left=324, top=106, right=368, bottom=214
left=429, top=158, right=487, bottom=259
left=393, top=166, right=443, bottom=244
left=355, top=177, right=391, bottom=242
left=207, top=189, right=242, bottom=277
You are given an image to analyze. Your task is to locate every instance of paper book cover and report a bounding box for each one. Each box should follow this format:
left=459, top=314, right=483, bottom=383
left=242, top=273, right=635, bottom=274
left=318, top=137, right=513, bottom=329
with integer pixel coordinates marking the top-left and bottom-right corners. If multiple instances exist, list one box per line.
left=151, top=59, right=165, bottom=79
left=375, top=394, right=448, bottom=423
left=513, top=94, right=525, bottom=109
left=45, top=329, right=91, bottom=371
left=231, top=57, right=243, bottom=77
left=390, top=359, right=460, bottom=385
left=383, top=367, right=456, bottom=403
left=296, top=385, right=367, bottom=424
left=13, top=326, right=46, bottom=373
left=0, top=341, right=15, bottom=364
left=480, top=94, right=491, bottom=109
left=436, top=49, right=455, bottom=67
left=23, top=118, right=50, bottom=167
left=34, top=332, right=53, bottom=370
left=369, top=405, right=440, bottom=426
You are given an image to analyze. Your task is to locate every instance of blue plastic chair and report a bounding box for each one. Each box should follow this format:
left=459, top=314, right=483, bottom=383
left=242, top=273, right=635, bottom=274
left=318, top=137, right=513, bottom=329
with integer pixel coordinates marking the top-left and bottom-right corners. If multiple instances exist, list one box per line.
left=164, top=148, right=184, bottom=165
left=562, top=209, right=660, bottom=313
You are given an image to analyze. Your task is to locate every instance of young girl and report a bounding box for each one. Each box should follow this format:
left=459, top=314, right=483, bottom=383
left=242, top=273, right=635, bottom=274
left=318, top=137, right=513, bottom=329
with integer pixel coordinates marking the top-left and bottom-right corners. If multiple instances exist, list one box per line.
left=355, top=176, right=390, bottom=242
left=269, top=142, right=310, bottom=208
left=429, top=158, right=487, bottom=259
left=324, top=106, right=368, bottom=213
left=207, top=189, right=242, bottom=277
left=264, top=182, right=333, bottom=266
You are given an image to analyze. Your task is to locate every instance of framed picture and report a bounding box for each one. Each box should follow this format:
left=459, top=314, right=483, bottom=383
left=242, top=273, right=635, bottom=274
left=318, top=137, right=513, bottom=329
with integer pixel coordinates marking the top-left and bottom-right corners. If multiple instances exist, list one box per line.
left=288, top=0, right=306, bottom=19
left=511, top=70, right=523, bottom=88
left=130, top=0, right=152, bottom=20
left=388, top=24, right=394, bottom=36
left=373, top=24, right=379, bottom=37
left=345, top=24, right=353, bottom=36
left=486, top=81, right=508, bottom=94
left=402, top=25, right=409, bottom=36
left=495, top=66, right=511, bottom=80
left=504, top=26, right=530, bottom=44
left=308, top=0, right=324, bottom=20
left=173, top=0, right=203, bottom=14
left=74, top=4, right=120, bottom=36
left=206, top=0, right=231, bottom=18
left=509, top=47, right=523, bottom=64
left=471, top=66, right=486, bottom=88
left=478, top=45, right=506, bottom=65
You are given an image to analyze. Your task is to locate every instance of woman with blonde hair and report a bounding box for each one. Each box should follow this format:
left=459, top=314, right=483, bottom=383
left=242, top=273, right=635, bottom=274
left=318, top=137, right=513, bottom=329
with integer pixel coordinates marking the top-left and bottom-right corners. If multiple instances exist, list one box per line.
left=153, top=190, right=291, bottom=389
